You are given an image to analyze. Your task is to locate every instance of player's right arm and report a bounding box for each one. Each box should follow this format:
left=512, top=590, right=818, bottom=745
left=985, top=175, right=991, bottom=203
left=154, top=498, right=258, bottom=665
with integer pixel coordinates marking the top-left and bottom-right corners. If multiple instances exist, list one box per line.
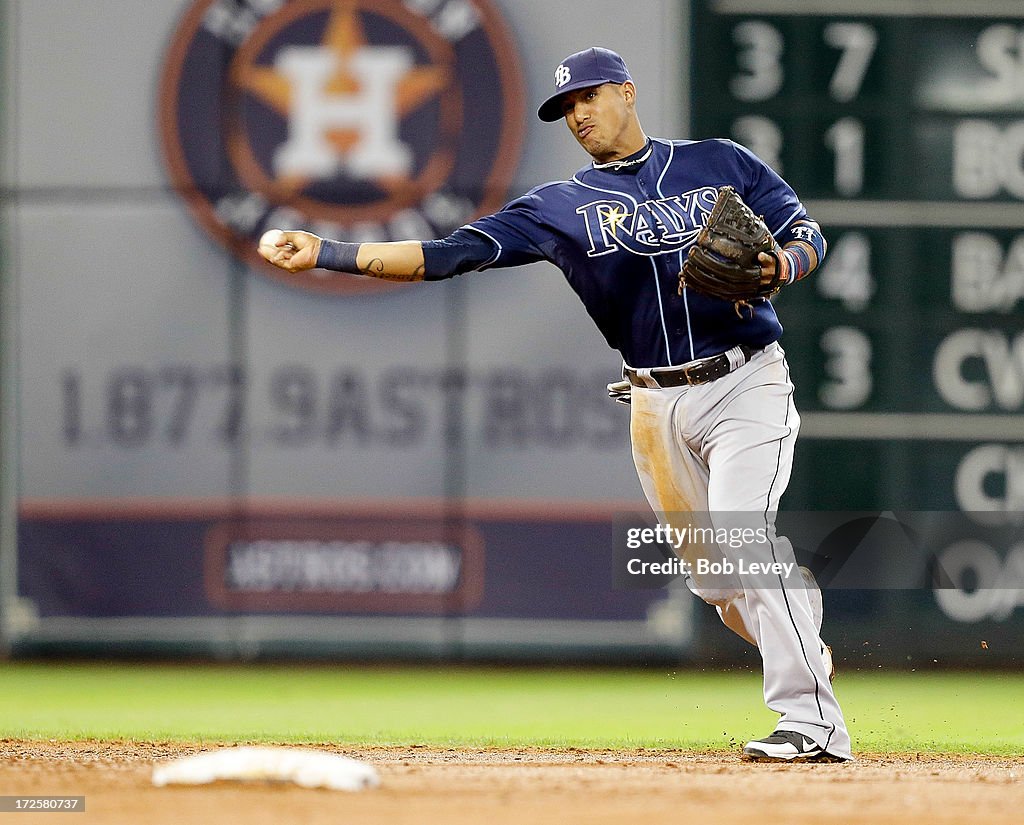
left=260, top=192, right=552, bottom=282
left=259, top=231, right=428, bottom=282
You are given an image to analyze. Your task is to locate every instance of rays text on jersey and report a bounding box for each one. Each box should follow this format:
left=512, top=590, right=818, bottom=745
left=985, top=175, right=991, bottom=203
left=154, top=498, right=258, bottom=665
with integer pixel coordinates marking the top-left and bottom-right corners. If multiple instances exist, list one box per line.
left=576, top=187, right=718, bottom=257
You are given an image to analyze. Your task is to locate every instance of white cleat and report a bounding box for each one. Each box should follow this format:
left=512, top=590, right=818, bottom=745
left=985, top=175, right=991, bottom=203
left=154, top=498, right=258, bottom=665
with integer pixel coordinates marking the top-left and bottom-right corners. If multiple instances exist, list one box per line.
left=741, top=730, right=848, bottom=763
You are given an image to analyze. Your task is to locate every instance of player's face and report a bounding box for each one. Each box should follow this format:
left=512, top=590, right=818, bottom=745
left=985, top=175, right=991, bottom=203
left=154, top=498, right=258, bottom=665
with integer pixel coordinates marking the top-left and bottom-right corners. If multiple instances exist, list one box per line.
left=560, top=82, right=640, bottom=162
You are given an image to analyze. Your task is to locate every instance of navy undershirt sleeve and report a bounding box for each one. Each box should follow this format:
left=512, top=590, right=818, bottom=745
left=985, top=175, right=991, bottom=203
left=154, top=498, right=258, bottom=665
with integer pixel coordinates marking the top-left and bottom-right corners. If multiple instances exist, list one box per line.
left=421, top=228, right=500, bottom=281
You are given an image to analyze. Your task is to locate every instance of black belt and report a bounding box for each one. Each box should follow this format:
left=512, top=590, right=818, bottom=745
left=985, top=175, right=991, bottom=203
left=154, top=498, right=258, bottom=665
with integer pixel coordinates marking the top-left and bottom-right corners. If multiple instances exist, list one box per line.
left=624, top=345, right=758, bottom=389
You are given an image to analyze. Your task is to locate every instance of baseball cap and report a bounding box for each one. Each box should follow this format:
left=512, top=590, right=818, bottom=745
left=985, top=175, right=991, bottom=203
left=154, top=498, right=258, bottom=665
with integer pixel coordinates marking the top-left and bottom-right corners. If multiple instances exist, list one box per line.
left=537, top=47, right=632, bottom=122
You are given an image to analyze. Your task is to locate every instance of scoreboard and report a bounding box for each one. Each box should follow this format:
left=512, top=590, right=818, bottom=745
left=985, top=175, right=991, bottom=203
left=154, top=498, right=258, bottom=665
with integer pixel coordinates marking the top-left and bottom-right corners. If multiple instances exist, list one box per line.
left=691, top=1, right=1024, bottom=512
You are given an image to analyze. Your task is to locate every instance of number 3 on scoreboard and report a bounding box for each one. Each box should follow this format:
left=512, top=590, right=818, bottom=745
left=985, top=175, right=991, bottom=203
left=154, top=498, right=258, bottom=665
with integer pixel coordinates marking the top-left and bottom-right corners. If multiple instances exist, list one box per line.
left=818, top=326, right=873, bottom=410
left=728, top=20, right=878, bottom=103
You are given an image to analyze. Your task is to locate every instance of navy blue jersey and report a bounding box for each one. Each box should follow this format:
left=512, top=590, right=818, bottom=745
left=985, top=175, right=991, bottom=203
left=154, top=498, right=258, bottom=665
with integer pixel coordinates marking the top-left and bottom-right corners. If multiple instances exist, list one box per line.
left=430, top=138, right=812, bottom=368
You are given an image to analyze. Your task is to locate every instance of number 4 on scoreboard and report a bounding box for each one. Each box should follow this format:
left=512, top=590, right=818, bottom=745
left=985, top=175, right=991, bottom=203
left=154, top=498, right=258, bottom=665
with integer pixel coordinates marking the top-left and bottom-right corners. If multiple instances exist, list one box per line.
left=816, top=231, right=875, bottom=313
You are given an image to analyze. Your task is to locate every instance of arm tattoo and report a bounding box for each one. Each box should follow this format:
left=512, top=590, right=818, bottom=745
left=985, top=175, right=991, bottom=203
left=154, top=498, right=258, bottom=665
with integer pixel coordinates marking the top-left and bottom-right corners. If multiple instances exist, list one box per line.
left=357, top=258, right=426, bottom=282
left=360, top=258, right=386, bottom=276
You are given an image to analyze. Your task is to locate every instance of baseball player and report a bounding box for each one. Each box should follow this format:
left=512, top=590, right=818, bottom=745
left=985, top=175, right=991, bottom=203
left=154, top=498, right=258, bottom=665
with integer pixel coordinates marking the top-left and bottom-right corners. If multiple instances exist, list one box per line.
left=260, top=47, right=851, bottom=763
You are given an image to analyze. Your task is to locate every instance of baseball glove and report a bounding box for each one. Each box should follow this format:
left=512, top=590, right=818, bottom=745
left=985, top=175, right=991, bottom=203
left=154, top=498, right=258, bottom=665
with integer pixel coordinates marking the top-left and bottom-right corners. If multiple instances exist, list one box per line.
left=678, top=186, right=781, bottom=315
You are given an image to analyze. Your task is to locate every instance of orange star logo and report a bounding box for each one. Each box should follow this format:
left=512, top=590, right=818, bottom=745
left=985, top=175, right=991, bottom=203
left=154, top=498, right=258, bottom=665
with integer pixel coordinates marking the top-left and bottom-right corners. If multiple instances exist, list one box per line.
left=226, top=0, right=461, bottom=220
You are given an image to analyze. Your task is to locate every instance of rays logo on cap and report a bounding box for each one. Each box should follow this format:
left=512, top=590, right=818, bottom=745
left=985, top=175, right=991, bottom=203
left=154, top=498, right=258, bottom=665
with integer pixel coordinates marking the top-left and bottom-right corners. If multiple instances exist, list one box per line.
left=554, top=64, right=571, bottom=87
left=159, top=0, right=525, bottom=294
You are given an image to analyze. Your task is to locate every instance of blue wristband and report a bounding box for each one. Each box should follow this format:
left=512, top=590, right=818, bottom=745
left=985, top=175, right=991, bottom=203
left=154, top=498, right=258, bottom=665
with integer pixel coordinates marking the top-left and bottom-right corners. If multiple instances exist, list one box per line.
left=316, top=239, right=360, bottom=273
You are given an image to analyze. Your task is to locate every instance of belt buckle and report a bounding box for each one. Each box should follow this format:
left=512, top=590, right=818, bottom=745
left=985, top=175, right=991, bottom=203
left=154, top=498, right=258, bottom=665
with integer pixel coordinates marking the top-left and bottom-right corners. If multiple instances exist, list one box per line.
left=681, top=362, right=704, bottom=385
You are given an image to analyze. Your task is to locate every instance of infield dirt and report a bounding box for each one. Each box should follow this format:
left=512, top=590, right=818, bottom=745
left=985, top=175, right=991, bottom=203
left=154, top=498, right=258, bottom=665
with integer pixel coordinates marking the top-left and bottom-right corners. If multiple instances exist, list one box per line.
left=1, top=740, right=1020, bottom=824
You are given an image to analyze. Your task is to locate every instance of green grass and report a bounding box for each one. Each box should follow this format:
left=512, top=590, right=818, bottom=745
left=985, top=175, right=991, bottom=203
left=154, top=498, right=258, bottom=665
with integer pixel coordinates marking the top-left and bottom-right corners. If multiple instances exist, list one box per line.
left=0, top=662, right=1019, bottom=754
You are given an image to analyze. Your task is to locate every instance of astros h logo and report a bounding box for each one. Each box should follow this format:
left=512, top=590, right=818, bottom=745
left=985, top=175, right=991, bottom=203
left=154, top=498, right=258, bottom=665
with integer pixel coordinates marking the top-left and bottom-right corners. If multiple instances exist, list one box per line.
left=159, top=0, right=525, bottom=293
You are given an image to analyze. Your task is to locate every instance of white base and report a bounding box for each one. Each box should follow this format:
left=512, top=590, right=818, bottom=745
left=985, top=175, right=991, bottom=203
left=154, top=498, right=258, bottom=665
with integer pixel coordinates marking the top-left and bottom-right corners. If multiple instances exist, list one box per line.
left=151, top=746, right=380, bottom=791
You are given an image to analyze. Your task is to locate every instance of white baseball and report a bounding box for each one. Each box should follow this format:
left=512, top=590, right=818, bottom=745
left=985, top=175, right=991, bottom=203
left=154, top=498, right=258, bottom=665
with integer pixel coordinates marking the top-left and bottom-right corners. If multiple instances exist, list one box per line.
left=259, top=229, right=289, bottom=256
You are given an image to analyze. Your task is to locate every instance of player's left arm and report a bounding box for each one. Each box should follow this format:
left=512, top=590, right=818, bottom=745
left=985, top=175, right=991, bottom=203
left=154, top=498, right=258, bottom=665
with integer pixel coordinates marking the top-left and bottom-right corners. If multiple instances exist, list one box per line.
left=756, top=217, right=827, bottom=288
left=726, top=141, right=827, bottom=289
